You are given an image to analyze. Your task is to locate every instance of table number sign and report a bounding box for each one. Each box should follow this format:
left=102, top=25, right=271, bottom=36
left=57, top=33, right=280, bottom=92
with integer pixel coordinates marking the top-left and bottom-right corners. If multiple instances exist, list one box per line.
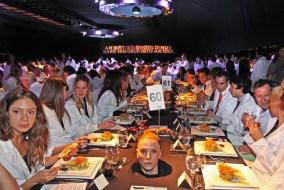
left=146, top=85, right=165, bottom=111
left=162, top=75, right=172, bottom=91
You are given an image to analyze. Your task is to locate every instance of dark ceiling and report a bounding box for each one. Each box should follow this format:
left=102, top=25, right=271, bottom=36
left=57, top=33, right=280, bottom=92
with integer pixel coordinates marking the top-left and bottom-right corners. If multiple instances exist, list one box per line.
left=0, top=0, right=284, bottom=56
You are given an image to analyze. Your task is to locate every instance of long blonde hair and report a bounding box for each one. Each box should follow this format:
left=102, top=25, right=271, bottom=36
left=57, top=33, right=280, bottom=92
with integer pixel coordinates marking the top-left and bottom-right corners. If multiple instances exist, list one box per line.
left=72, top=75, right=94, bottom=115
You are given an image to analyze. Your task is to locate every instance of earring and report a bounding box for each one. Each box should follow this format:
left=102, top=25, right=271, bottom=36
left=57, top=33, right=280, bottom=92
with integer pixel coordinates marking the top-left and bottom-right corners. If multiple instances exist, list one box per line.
left=24, top=135, right=30, bottom=141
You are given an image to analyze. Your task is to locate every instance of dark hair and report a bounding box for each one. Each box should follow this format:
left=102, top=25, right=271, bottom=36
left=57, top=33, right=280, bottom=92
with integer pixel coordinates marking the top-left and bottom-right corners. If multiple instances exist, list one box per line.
left=63, top=66, right=76, bottom=75
left=88, top=69, right=100, bottom=79
left=77, top=67, right=87, bottom=75
left=253, top=79, right=273, bottom=91
left=225, top=59, right=236, bottom=79
left=0, top=88, right=49, bottom=169
left=197, top=68, right=210, bottom=76
left=186, top=69, right=195, bottom=75
left=215, top=70, right=230, bottom=81
left=230, top=76, right=251, bottom=94
left=210, top=67, right=224, bottom=79
left=97, top=70, right=128, bottom=106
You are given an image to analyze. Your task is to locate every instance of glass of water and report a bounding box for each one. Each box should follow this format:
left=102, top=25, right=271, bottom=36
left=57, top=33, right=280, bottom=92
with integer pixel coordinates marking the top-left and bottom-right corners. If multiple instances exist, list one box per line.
left=105, top=145, right=120, bottom=168
left=118, top=130, right=128, bottom=148
left=185, top=154, right=199, bottom=188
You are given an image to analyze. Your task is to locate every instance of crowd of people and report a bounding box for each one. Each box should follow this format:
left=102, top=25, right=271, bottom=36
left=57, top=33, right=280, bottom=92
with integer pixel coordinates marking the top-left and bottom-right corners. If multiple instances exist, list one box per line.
left=0, top=45, right=283, bottom=189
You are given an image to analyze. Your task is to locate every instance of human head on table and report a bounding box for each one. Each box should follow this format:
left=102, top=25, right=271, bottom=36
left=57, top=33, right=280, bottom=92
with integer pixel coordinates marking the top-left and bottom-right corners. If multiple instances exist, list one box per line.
left=136, top=132, right=161, bottom=176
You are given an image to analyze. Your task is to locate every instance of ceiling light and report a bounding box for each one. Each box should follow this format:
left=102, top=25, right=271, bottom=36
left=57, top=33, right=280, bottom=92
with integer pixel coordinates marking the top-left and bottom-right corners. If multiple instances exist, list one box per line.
left=98, top=0, right=173, bottom=18
left=132, top=5, right=140, bottom=15
left=82, top=28, right=122, bottom=38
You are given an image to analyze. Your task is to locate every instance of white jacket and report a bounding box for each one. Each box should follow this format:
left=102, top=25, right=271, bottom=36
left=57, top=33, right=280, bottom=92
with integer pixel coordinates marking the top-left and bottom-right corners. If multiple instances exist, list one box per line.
left=252, top=105, right=273, bottom=135
left=244, top=118, right=284, bottom=190
left=65, top=99, right=98, bottom=137
left=225, top=93, right=257, bottom=145
left=43, top=104, right=74, bottom=148
left=97, top=90, right=127, bottom=122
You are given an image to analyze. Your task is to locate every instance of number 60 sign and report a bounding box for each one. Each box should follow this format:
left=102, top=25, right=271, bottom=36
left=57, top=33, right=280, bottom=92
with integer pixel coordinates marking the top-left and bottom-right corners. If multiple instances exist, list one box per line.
left=146, top=84, right=165, bottom=111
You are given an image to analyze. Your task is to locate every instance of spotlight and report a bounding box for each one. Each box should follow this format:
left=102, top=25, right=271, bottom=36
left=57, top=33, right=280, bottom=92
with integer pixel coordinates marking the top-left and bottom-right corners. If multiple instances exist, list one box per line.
left=132, top=5, right=141, bottom=15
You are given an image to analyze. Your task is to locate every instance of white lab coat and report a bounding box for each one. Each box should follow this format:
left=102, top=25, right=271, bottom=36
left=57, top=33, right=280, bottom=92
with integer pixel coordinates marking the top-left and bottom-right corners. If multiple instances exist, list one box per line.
left=244, top=118, right=284, bottom=190
left=0, top=140, right=52, bottom=189
left=225, top=93, right=257, bottom=145
left=252, top=105, right=273, bottom=135
left=214, top=85, right=238, bottom=124
left=65, top=99, right=98, bottom=137
left=97, top=90, right=127, bottom=122
left=43, top=104, right=74, bottom=148
left=129, top=75, right=144, bottom=92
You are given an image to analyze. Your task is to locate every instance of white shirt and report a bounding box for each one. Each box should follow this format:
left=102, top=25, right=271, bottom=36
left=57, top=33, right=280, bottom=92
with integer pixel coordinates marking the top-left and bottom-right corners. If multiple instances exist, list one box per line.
left=250, top=57, right=270, bottom=86
left=225, top=93, right=257, bottom=145
left=214, top=85, right=238, bottom=122
left=244, top=118, right=284, bottom=190
left=65, top=99, right=98, bottom=137
left=29, top=81, right=44, bottom=97
left=43, top=104, right=74, bottom=148
left=129, top=75, right=144, bottom=92
left=97, top=90, right=127, bottom=122
left=252, top=105, right=273, bottom=135
left=66, top=74, right=76, bottom=97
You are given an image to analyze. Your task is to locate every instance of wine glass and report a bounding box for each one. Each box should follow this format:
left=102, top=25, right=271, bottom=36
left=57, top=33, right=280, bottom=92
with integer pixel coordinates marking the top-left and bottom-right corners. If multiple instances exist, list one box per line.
left=105, top=145, right=120, bottom=168
left=178, top=127, right=191, bottom=146
left=185, top=154, right=199, bottom=188
left=117, top=130, right=128, bottom=148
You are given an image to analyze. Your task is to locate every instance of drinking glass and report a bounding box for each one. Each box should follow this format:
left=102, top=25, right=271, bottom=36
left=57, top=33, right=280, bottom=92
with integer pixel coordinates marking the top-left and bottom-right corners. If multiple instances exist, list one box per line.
left=178, top=127, right=191, bottom=145
left=118, top=130, right=128, bottom=148
left=105, top=145, right=120, bottom=167
left=185, top=154, right=199, bottom=189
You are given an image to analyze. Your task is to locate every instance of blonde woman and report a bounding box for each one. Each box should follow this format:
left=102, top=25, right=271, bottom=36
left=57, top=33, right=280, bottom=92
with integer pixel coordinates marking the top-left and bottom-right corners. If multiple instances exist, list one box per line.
left=65, top=75, right=113, bottom=137
left=244, top=80, right=284, bottom=189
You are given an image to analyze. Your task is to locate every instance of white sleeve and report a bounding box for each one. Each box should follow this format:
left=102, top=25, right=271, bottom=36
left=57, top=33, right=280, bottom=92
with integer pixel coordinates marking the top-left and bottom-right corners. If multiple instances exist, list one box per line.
left=97, top=91, right=117, bottom=123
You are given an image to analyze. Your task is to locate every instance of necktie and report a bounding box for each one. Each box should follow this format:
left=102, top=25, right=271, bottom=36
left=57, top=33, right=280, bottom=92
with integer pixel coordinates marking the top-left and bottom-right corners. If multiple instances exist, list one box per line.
left=233, top=100, right=240, bottom=113
left=214, top=93, right=223, bottom=114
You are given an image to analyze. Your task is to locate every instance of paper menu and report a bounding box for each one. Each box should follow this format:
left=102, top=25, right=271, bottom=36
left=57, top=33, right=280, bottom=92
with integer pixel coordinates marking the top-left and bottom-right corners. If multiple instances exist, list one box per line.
left=50, top=183, right=87, bottom=190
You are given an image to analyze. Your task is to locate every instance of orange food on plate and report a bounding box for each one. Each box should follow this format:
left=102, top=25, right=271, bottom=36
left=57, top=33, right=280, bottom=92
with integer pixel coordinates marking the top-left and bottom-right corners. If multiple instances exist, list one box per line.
left=204, top=139, right=220, bottom=152
left=120, top=113, right=129, bottom=121
left=101, top=131, right=113, bottom=141
left=218, top=163, right=245, bottom=182
left=199, top=124, right=209, bottom=132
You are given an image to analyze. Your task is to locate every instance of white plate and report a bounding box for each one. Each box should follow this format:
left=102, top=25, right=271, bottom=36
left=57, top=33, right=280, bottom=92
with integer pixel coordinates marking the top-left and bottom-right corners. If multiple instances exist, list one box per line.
left=191, top=126, right=225, bottom=136
left=113, top=116, right=135, bottom=125
left=189, top=116, right=217, bottom=124
left=54, top=157, right=104, bottom=179
left=202, top=164, right=260, bottom=189
left=88, top=133, right=118, bottom=147
left=194, top=141, right=238, bottom=157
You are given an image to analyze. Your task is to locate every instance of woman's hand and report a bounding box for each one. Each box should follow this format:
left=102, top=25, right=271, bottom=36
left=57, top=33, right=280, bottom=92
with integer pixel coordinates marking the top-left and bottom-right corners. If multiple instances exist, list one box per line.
left=99, top=119, right=115, bottom=129
left=32, top=167, right=58, bottom=184
left=248, top=122, right=263, bottom=141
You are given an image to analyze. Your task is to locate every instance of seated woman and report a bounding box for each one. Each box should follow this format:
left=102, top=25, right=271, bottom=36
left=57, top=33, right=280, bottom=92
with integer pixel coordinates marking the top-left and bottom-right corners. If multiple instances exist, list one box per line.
left=132, top=132, right=172, bottom=178
left=0, top=163, right=19, bottom=190
left=97, top=70, right=129, bottom=122
left=244, top=80, right=284, bottom=190
left=65, top=75, right=114, bottom=137
left=0, top=88, right=58, bottom=189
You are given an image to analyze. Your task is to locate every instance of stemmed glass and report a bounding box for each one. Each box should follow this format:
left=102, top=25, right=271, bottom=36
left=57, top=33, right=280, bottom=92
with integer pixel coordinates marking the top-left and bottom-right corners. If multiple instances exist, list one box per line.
left=105, top=145, right=120, bottom=168
left=178, top=126, right=191, bottom=146
left=185, top=154, right=199, bottom=188
left=117, top=130, right=129, bottom=148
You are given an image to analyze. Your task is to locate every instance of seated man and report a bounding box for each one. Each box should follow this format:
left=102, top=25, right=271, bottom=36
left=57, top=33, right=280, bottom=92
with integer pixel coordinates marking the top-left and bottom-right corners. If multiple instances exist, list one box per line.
left=132, top=132, right=172, bottom=177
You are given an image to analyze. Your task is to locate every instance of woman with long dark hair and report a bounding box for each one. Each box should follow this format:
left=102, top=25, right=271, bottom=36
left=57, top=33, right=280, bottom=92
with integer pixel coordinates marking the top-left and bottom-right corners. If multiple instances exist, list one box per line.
left=97, top=70, right=129, bottom=122
left=0, top=88, right=57, bottom=189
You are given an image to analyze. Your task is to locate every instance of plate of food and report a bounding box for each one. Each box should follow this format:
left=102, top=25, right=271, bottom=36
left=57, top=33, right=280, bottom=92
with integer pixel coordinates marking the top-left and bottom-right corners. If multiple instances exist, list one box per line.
left=202, top=163, right=260, bottom=189
left=194, top=139, right=238, bottom=157
left=189, top=115, right=217, bottom=124
left=88, top=131, right=118, bottom=146
left=191, top=124, right=225, bottom=136
left=54, top=156, right=104, bottom=179
left=146, top=125, right=171, bottom=137
left=187, top=107, right=206, bottom=115
left=113, top=113, right=135, bottom=125
left=58, top=143, right=78, bottom=160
